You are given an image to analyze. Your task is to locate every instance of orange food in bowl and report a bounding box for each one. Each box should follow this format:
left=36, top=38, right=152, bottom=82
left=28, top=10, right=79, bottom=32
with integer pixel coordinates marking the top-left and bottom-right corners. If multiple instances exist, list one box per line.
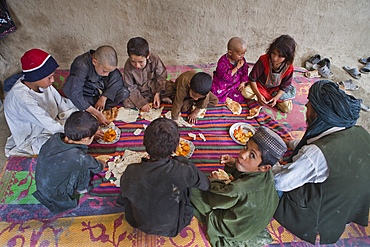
left=103, top=128, right=117, bottom=142
left=175, top=140, right=191, bottom=156
left=233, top=126, right=253, bottom=144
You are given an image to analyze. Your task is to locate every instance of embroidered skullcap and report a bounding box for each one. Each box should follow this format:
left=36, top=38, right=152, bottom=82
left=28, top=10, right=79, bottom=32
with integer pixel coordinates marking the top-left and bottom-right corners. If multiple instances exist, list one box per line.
left=21, top=48, right=59, bottom=82
left=252, top=126, right=287, bottom=160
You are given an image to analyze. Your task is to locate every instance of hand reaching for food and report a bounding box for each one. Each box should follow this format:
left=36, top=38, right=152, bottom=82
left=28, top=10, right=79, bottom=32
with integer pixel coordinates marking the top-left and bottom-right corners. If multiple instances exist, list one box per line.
left=141, top=103, right=152, bottom=112
left=94, top=96, right=107, bottom=111
left=153, top=93, right=161, bottom=108
left=94, top=129, right=104, bottom=140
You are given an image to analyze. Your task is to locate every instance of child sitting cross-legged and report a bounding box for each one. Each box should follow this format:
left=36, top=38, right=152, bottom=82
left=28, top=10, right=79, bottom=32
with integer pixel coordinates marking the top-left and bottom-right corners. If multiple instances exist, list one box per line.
left=211, top=37, right=249, bottom=103
left=191, top=126, right=287, bottom=247
left=116, top=118, right=210, bottom=237
left=123, top=37, right=172, bottom=112
left=162, top=71, right=219, bottom=124
left=63, top=45, right=129, bottom=126
left=242, top=34, right=297, bottom=113
left=33, top=111, right=104, bottom=214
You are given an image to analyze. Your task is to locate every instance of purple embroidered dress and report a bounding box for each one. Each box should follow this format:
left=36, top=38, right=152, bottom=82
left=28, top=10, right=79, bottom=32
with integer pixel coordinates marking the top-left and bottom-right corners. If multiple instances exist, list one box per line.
left=211, top=54, right=249, bottom=103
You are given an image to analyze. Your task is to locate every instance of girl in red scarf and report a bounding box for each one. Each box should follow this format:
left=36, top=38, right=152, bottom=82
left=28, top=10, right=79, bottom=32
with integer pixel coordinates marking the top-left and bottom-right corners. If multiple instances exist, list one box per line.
left=242, top=35, right=296, bottom=113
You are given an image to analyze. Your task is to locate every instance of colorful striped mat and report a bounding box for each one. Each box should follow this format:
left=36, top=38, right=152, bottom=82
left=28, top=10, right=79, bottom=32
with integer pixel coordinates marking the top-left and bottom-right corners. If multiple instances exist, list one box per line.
left=88, top=102, right=292, bottom=197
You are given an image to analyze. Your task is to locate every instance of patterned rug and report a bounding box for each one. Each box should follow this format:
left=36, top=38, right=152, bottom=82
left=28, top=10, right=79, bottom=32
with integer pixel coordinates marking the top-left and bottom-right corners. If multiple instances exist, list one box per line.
left=0, top=64, right=369, bottom=246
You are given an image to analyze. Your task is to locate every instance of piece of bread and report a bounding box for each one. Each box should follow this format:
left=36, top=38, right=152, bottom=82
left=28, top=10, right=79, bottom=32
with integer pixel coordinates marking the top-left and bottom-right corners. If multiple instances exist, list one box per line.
left=95, top=155, right=112, bottom=163
left=191, top=105, right=207, bottom=118
left=212, top=169, right=230, bottom=180
left=246, top=106, right=261, bottom=119
left=226, top=97, right=242, bottom=115
left=140, top=106, right=163, bottom=121
left=102, top=107, right=119, bottom=122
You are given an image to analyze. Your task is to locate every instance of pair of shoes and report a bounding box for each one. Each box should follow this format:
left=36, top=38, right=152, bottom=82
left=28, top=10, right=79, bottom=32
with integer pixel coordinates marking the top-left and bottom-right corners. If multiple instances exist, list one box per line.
left=360, top=63, right=370, bottom=74
left=360, top=64, right=370, bottom=73
left=358, top=57, right=370, bottom=64
left=313, top=58, right=333, bottom=78
left=305, top=54, right=321, bottom=70
left=358, top=57, right=370, bottom=74
left=337, top=79, right=359, bottom=91
left=343, top=66, right=361, bottom=79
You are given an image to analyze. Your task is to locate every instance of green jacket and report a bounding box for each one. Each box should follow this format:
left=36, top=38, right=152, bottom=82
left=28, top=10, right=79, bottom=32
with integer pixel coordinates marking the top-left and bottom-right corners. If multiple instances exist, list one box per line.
left=191, top=166, right=278, bottom=247
left=274, top=126, right=370, bottom=244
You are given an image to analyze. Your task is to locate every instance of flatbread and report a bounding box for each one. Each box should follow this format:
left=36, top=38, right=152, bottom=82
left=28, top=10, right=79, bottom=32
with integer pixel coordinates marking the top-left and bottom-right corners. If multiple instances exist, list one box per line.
left=133, top=128, right=142, bottom=135
left=164, top=111, right=194, bottom=127
left=199, top=133, right=206, bottom=142
left=225, top=97, right=242, bottom=115
left=116, top=107, right=139, bottom=123
left=102, top=107, right=119, bottom=122
left=191, top=105, right=207, bottom=118
left=188, top=133, right=196, bottom=140
left=246, top=106, right=262, bottom=119
left=140, top=106, right=164, bottom=121
left=95, top=155, right=112, bottom=163
left=211, top=169, right=233, bottom=184
left=105, top=150, right=149, bottom=187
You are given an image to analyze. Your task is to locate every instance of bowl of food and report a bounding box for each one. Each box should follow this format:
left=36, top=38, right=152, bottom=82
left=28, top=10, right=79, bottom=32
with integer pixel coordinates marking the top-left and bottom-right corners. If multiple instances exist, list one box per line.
left=229, top=123, right=256, bottom=145
left=97, top=125, right=121, bottom=144
left=174, top=138, right=195, bottom=158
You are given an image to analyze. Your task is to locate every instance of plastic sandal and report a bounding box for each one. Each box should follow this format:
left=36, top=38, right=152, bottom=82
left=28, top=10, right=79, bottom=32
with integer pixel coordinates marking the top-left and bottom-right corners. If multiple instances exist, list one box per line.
left=314, top=59, right=333, bottom=78
left=305, top=54, right=321, bottom=70
left=337, top=79, right=359, bottom=91
left=360, top=63, right=370, bottom=74
left=343, top=66, right=361, bottom=79
left=322, top=58, right=331, bottom=69
left=359, top=99, right=370, bottom=112
left=358, top=57, right=370, bottom=65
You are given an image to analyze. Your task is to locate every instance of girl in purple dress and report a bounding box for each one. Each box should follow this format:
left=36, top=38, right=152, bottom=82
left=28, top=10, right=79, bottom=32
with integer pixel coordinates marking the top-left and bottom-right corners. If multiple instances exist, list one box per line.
left=211, top=37, right=249, bottom=103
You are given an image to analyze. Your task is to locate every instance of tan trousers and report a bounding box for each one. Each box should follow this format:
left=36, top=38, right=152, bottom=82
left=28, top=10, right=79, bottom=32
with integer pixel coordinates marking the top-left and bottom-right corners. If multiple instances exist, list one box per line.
left=241, top=84, right=293, bottom=113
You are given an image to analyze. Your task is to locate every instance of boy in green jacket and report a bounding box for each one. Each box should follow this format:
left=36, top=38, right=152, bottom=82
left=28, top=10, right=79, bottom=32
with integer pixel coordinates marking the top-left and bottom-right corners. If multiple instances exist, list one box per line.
left=191, top=126, right=286, bottom=247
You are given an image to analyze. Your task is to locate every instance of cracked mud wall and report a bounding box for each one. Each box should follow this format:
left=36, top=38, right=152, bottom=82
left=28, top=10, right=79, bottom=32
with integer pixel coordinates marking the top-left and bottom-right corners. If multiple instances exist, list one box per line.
left=0, top=0, right=370, bottom=94
left=0, top=0, right=369, bottom=166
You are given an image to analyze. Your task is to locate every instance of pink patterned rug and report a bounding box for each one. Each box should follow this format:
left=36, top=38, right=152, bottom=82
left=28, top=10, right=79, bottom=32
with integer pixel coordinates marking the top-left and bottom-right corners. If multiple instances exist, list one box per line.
left=0, top=64, right=369, bottom=246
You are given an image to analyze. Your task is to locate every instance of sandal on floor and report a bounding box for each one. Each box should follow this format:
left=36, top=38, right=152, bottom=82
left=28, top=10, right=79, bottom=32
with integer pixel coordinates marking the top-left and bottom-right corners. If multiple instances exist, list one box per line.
left=313, top=59, right=333, bottom=78
left=305, top=54, right=321, bottom=70
left=343, top=66, right=361, bottom=79
left=304, top=70, right=321, bottom=78
left=359, top=99, right=370, bottom=112
left=337, top=79, right=359, bottom=91
left=360, top=63, right=370, bottom=74
left=358, top=57, right=370, bottom=65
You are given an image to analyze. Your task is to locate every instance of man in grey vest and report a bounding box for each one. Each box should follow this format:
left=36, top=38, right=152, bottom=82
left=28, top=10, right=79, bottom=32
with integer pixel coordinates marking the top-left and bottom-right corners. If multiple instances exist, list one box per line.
left=273, top=80, right=370, bottom=244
